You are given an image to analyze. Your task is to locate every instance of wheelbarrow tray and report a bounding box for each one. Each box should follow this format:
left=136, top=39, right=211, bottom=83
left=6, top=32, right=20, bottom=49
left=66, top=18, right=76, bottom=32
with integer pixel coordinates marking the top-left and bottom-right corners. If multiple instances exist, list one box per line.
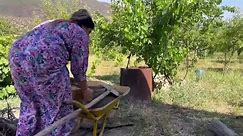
left=72, top=81, right=130, bottom=116
left=70, top=80, right=130, bottom=136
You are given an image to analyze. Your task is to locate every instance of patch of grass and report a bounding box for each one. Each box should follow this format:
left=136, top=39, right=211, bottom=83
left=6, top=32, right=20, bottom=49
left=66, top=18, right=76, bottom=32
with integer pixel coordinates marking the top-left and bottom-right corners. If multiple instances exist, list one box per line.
left=153, top=67, right=243, bottom=135
left=93, top=74, right=120, bottom=84
left=154, top=70, right=243, bottom=115
left=195, top=53, right=243, bottom=70
left=2, top=56, right=243, bottom=135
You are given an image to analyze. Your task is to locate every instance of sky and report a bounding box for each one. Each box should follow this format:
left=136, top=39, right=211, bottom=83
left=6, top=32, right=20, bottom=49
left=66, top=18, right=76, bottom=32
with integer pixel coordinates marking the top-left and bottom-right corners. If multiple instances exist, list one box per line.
left=97, top=0, right=243, bottom=19
left=97, top=0, right=110, bottom=3
left=221, top=0, right=243, bottom=19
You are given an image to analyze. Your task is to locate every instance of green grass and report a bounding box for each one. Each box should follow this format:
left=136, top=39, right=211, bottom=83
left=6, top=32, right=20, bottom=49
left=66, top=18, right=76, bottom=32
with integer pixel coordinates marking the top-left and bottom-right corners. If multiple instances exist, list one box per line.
left=86, top=56, right=243, bottom=135
left=1, top=56, right=243, bottom=135
left=154, top=70, right=243, bottom=114
left=93, top=56, right=243, bottom=135
left=151, top=57, right=243, bottom=135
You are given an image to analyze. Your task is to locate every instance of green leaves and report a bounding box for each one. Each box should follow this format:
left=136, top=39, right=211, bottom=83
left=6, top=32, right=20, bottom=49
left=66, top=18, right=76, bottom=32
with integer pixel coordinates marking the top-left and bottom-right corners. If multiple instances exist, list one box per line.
left=0, top=85, right=16, bottom=100
left=94, top=0, right=237, bottom=84
left=0, top=35, right=15, bottom=99
left=211, top=16, right=243, bottom=68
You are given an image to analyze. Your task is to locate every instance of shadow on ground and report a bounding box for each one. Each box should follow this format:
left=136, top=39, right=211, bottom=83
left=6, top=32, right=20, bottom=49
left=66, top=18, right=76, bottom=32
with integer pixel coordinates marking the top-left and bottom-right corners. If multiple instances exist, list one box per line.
left=76, top=100, right=243, bottom=136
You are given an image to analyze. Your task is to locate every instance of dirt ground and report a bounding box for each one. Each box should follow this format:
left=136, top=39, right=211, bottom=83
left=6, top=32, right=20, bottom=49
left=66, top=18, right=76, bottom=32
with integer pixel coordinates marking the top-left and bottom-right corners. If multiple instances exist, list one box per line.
left=74, top=100, right=243, bottom=136
left=1, top=99, right=242, bottom=136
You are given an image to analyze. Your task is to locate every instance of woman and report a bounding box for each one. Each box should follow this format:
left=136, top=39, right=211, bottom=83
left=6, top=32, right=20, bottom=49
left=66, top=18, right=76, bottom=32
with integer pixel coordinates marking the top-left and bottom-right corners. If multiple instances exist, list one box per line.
left=9, top=9, right=94, bottom=136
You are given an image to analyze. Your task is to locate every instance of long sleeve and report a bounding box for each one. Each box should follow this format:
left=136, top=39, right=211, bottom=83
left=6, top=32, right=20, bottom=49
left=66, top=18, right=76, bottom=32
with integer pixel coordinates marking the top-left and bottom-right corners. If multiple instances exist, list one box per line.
left=55, top=21, right=89, bottom=82
left=70, top=28, right=89, bottom=82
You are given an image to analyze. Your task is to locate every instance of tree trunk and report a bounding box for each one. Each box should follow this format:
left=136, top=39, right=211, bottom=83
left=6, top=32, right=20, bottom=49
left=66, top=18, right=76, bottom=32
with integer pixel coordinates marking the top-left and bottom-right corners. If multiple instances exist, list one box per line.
left=224, top=50, right=228, bottom=71
left=182, top=55, right=189, bottom=81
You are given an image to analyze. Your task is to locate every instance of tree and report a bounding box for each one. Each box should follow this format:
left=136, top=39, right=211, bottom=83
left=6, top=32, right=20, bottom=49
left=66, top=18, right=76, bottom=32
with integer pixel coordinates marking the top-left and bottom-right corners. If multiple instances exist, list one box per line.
left=0, top=35, right=16, bottom=100
left=97, top=0, right=234, bottom=83
left=214, top=16, right=243, bottom=69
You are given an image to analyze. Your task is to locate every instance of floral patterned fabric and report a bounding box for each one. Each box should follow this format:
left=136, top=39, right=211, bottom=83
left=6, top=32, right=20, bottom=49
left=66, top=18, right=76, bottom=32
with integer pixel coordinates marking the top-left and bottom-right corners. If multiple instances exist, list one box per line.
left=8, top=20, right=89, bottom=136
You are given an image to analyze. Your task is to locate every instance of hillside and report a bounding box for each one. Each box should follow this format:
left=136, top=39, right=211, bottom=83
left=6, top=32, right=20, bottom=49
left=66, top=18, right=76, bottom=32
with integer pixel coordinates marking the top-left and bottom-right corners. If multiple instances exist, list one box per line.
left=0, top=0, right=111, bottom=17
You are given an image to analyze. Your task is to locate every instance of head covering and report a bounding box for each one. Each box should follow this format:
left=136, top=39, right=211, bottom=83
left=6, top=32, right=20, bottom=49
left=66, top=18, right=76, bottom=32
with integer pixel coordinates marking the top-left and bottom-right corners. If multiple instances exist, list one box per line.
left=70, top=9, right=92, bottom=21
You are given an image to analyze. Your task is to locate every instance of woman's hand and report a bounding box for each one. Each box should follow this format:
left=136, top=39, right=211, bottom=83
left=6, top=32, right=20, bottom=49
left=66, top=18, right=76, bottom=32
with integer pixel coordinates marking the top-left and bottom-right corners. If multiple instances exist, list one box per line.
left=71, top=79, right=94, bottom=104
left=82, top=88, right=93, bottom=103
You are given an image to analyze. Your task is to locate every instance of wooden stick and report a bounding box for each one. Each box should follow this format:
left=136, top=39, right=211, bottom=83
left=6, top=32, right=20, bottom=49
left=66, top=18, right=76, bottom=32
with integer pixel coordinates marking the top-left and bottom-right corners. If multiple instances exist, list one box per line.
left=207, top=120, right=238, bottom=136
left=34, top=90, right=111, bottom=136
left=34, top=109, right=82, bottom=136
left=101, top=84, right=120, bottom=96
left=86, top=90, right=110, bottom=108
left=34, top=84, right=115, bottom=136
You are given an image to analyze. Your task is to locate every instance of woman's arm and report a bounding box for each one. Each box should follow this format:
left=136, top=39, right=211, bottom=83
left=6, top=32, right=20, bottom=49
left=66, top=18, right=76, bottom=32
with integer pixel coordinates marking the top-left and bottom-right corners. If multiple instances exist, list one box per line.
left=67, top=23, right=92, bottom=103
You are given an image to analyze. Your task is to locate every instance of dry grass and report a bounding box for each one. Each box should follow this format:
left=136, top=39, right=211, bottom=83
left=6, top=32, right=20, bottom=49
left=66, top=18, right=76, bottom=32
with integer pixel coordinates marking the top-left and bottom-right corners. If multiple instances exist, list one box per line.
left=1, top=56, right=243, bottom=135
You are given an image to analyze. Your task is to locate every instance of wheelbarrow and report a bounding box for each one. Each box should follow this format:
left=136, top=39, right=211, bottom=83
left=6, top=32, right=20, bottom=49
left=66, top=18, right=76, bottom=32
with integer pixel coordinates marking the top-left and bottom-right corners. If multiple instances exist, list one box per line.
left=70, top=81, right=130, bottom=136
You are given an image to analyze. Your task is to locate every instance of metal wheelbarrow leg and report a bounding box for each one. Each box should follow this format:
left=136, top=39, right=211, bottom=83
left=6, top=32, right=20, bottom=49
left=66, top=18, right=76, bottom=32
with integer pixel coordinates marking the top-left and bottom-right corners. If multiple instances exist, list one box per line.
left=71, top=100, right=111, bottom=136
left=96, top=112, right=110, bottom=136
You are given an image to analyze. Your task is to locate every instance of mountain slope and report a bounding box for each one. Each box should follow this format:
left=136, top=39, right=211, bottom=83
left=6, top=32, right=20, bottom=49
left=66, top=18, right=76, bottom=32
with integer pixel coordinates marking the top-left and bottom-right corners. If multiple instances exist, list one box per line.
left=0, top=0, right=111, bottom=17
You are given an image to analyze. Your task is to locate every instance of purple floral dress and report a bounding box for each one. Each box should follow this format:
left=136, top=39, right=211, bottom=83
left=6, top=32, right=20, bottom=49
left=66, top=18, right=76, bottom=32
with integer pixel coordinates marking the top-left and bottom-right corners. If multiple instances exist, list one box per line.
left=8, top=20, right=89, bottom=136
